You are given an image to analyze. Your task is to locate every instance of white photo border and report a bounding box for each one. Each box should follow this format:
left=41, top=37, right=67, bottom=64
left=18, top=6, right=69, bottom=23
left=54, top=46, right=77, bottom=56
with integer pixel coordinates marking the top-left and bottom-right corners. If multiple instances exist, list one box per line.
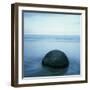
left=18, top=6, right=86, bottom=84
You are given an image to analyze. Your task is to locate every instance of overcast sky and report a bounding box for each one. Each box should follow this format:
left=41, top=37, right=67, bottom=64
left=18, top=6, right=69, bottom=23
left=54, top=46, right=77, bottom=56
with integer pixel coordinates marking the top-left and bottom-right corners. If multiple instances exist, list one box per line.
left=23, top=12, right=81, bottom=35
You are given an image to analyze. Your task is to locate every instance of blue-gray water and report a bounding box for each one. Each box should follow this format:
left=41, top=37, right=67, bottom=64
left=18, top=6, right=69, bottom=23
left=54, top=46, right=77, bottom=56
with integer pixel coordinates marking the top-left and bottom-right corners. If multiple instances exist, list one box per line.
left=23, top=35, right=80, bottom=77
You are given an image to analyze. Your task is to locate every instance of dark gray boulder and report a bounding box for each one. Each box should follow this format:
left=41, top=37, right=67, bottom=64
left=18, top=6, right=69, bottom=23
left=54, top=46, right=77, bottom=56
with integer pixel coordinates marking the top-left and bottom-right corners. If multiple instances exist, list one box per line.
left=42, top=50, right=69, bottom=68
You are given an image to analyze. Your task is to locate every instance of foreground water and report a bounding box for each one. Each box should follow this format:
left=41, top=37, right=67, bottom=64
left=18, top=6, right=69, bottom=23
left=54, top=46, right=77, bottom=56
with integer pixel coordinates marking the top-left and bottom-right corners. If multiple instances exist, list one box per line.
left=23, top=35, right=80, bottom=77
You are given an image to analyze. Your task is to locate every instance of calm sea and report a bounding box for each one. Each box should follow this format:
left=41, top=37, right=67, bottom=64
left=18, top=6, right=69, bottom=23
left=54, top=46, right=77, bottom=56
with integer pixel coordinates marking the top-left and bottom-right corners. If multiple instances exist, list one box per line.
left=23, top=35, right=80, bottom=77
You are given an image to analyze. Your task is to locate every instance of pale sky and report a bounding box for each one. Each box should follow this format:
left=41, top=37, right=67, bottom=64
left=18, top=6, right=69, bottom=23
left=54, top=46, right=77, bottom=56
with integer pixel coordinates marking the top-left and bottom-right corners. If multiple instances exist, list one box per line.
left=23, top=12, right=81, bottom=35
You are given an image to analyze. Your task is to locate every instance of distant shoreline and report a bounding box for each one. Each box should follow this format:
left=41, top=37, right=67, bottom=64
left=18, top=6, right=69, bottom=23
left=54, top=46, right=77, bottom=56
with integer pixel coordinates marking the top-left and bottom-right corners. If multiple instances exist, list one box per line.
left=24, top=34, right=80, bottom=41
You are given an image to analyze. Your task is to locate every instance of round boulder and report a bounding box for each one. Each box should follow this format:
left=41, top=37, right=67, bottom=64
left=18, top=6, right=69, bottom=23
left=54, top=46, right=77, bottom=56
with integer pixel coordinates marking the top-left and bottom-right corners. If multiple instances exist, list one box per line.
left=42, top=50, right=69, bottom=68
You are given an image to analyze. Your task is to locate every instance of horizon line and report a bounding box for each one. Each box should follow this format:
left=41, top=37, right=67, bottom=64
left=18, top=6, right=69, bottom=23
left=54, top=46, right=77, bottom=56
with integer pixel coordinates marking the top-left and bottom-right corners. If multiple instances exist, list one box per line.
left=24, top=33, right=80, bottom=36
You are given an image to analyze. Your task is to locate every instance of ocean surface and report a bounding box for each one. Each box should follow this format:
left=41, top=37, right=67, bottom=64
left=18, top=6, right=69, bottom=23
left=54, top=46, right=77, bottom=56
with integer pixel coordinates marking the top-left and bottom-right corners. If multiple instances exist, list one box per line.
left=23, top=35, right=80, bottom=77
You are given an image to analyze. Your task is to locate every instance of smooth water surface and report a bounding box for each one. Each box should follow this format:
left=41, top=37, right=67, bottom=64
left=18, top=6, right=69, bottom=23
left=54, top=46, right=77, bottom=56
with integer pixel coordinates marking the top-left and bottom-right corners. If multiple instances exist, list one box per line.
left=23, top=35, right=80, bottom=77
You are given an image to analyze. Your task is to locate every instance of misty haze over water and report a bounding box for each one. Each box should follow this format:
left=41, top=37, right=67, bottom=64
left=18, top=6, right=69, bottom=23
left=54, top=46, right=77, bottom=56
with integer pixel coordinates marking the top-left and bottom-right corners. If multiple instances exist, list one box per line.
left=23, top=34, right=80, bottom=77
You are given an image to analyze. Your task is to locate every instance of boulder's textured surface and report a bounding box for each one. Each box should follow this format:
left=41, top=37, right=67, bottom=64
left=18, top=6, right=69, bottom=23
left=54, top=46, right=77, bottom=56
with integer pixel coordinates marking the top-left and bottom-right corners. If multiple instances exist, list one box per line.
left=42, top=50, right=69, bottom=68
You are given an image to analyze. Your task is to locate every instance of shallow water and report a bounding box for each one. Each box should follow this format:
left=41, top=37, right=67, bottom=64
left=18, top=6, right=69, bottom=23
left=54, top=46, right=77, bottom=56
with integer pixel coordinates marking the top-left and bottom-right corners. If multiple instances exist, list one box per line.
left=23, top=37, right=80, bottom=77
